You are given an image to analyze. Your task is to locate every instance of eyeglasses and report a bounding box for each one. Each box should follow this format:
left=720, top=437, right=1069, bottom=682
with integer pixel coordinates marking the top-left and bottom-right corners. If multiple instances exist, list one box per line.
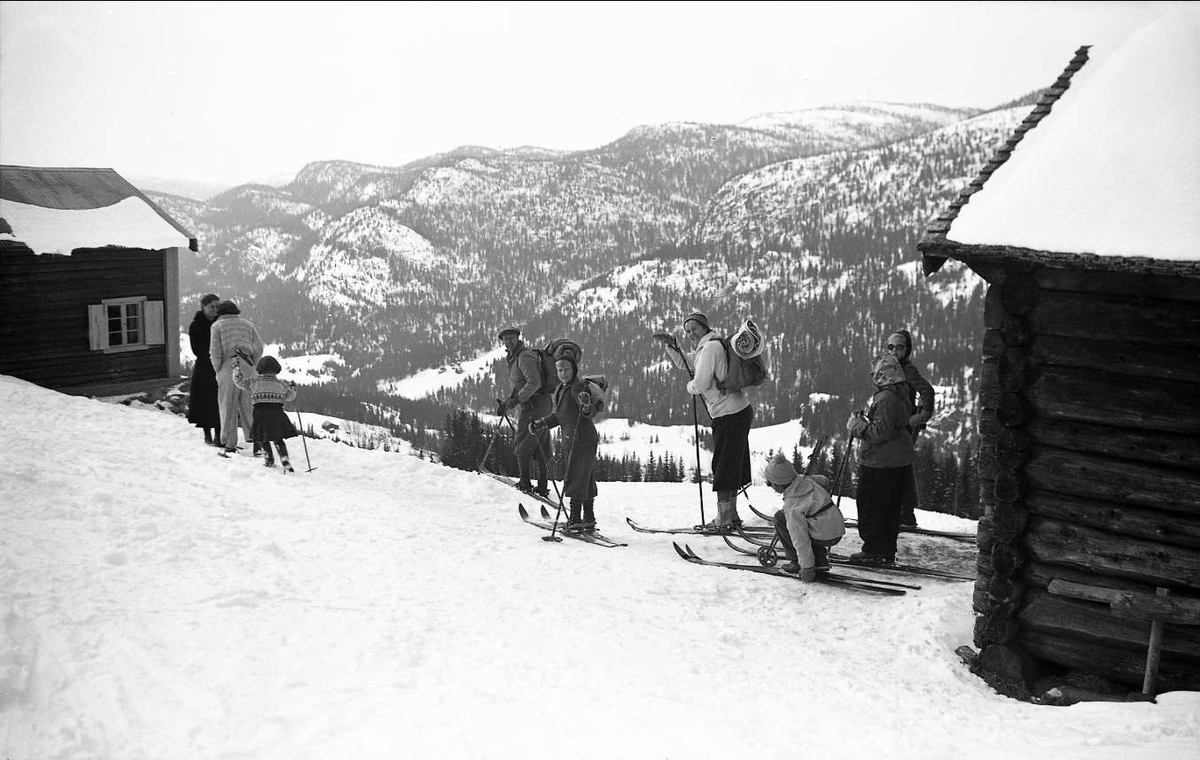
left=886, top=344, right=906, bottom=351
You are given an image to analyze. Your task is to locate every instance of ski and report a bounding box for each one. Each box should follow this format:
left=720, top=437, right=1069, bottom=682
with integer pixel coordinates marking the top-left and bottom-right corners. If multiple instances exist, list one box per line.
left=519, top=504, right=627, bottom=547
left=536, top=505, right=626, bottom=546
left=719, top=535, right=974, bottom=581
left=673, top=543, right=911, bottom=595
left=844, top=518, right=976, bottom=543
left=480, top=467, right=560, bottom=510
left=625, top=516, right=775, bottom=537
left=746, top=512, right=976, bottom=546
left=833, top=554, right=975, bottom=581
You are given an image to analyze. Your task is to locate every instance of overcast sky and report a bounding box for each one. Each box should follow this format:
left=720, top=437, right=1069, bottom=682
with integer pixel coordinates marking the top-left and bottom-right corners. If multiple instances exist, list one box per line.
left=0, top=1, right=1191, bottom=185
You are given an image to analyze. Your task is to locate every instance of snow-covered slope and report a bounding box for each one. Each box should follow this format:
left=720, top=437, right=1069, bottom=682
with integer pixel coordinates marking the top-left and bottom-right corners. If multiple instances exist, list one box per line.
left=2, top=375, right=1198, bottom=759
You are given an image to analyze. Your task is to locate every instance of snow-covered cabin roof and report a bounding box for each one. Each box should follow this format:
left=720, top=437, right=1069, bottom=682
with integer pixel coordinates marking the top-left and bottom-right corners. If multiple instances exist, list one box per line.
left=920, top=13, right=1200, bottom=278
left=0, top=165, right=198, bottom=255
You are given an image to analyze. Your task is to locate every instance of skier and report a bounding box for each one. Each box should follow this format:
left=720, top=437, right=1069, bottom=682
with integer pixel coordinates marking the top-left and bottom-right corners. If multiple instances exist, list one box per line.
left=679, top=311, right=753, bottom=531
left=496, top=327, right=551, bottom=497
left=763, top=452, right=845, bottom=581
left=884, top=329, right=935, bottom=528
left=845, top=353, right=914, bottom=565
left=233, top=355, right=299, bottom=472
left=530, top=354, right=606, bottom=534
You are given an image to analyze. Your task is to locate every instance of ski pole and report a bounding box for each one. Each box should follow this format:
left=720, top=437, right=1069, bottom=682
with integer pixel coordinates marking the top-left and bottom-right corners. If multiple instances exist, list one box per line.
left=654, top=331, right=708, bottom=525
left=476, top=403, right=505, bottom=472
left=832, top=433, right=855, bottom=508
left=533, top=401, right=583, bottom=543
left=293, top=406, right=316, bottom=473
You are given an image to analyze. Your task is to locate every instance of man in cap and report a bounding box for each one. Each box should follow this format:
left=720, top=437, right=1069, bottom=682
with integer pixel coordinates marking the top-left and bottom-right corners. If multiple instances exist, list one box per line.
left=681, top=311, right=754, bottom=531
left=496, top=327, right=551, bottom=496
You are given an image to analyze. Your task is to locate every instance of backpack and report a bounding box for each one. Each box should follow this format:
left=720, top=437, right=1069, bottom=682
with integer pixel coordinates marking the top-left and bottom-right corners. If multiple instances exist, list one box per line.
left=530, top=338, right=583, bottom=391
left=715, top=319, right=768, bottom=393
left=556, top=374, right=608, bottom=420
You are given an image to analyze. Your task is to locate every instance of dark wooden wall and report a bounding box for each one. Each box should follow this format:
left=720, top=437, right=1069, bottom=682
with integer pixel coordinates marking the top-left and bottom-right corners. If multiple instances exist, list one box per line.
left=972, top=263, right=1200, bottom=690
left=0, top=246, right=167, bottom=388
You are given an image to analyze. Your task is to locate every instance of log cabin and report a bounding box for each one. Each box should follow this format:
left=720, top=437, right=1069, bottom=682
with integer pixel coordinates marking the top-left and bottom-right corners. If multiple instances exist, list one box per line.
left=918, top=17, right=1200, bottom=694
left=0, top=165, right=197, bottom=394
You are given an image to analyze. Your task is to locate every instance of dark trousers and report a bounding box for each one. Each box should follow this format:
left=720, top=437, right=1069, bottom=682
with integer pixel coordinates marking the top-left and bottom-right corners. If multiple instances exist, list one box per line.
left=900, top=463, right=919, bottom=523
left=513, top=394, right=551, bottom=486
left=856, top=465, right=908, bottom=557
left=711, top=404, right=753, bottom=493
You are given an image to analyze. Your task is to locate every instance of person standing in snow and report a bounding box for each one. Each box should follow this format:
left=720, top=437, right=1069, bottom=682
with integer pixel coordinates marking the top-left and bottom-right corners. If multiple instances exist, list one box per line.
left=845, top=353, right=914, bottom=565
left=187, top=293, right=222, bottom=447
left=763, top=452, right=845, bottom=581
left=496, top=327, right=551, bottom=497
left=233, top=355, right=299, bottom=472
left=209, top=300, right=265, bottom=457
left=679, top=311, right=753, bottom=530
left=530, top=355, right=606, bottom=534
left=884, top=329, right=935, bottom=528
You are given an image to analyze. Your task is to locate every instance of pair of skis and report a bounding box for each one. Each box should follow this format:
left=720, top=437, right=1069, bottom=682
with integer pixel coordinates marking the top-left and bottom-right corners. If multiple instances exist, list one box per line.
left=517, top=504, right=628, bottom=548
left=719, top=534, right=975, bottom=582
left=672, top=543, right=915, bottom=595
left=743, top=501, right=976, bottom=543
left=625, top=516, right=775, bottom=537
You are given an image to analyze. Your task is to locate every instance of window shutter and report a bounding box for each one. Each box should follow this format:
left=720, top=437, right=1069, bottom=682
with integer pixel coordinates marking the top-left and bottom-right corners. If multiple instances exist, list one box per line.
left=88, top=304, right=105, bottom=350
left=146, top=300, right=165, bottom=345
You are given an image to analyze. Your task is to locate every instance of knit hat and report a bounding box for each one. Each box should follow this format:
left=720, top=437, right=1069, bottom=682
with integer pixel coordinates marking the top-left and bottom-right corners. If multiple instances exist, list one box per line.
left=256, top=356, right=282, bottom=375
left=871, top=354, right=906, bottom=387
left=683, top=312, right=710, bottom=331
left=216, top=300, right=240, bottom=316
left=763, top=452, right=798, bottom=486
left=497, top=327, right=520, bottom=340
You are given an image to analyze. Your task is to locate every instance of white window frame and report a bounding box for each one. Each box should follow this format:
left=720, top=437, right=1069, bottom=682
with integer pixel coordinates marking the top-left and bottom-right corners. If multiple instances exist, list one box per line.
left=88, top=297, right=165, bottom=353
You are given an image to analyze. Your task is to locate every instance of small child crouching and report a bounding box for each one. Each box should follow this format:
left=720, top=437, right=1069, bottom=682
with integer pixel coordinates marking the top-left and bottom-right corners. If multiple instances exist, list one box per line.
left=763, top=452, right=845, bottom=581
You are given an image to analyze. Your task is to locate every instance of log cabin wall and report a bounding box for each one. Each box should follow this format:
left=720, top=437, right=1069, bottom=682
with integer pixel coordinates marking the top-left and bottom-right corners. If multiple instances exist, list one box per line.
left=972, top=262, right=1200, bottom=690
left=0, top=246, right=168, bottom=388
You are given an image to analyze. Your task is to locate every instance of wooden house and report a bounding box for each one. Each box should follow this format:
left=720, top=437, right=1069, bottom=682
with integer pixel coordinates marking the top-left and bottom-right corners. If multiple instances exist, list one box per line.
left=918, top=17, right=1200, bottom=694
left=0, top=165, right=197, bottom=394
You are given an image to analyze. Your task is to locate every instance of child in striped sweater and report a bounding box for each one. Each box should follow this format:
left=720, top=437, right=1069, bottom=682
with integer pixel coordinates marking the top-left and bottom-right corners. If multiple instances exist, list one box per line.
left=233, top=355, right=299, bottom=472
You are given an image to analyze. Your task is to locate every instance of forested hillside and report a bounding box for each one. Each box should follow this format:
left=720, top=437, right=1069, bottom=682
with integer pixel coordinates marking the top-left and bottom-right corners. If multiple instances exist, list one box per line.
left=161, top=95, right=1043, bottom=514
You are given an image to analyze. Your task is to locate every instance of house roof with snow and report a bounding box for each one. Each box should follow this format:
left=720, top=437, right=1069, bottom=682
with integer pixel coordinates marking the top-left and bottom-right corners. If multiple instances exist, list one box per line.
left=919, top=13, right=1200, bottom=279
left=0, top=165, right=198, bottom=255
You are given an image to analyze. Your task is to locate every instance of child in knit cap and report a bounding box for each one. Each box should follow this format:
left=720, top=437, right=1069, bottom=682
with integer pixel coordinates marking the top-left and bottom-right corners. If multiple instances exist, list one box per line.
left=233, top=355, right=299, bottom=472
left=763, top=452, right=845, bottom=581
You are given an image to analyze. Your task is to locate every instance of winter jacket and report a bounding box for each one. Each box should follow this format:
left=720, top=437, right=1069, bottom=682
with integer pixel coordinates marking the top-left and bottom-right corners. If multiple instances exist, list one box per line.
left=893, top=329, right=935, bottom=433
left=686, top=331, right=750, bottom=419
left=232, top=365, right=297, bottom=406
left=855, top=384, right=915, bottom=468
left=780, top=475, right=845, bottom=570
left=541, top=377, right=603, bottom=445
left=209, top=315, right=265, bottom=375
left=505, top=341, right=546, bottom=407
left=540, top=376, right=603, bottom=500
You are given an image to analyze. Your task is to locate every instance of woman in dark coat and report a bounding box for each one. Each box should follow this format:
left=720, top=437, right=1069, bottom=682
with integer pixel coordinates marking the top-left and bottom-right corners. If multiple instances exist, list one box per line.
left=186, top=294, right=222, bottom=445
left=531, top=355, right=606, bottom=534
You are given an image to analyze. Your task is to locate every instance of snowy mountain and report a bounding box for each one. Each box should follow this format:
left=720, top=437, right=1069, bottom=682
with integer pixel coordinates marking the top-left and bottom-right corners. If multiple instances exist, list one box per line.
left=157, top=97, right=1041, bottom=511
left=3, top=373, right=1198, bottom=759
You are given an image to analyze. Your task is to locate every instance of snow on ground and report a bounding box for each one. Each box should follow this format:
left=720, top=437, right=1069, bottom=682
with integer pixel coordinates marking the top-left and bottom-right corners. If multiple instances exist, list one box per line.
left=2, top=374, right=1198, bottom=759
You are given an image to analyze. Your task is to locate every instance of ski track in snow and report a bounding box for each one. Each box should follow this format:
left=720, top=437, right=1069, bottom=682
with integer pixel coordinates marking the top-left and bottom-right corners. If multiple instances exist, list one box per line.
left=1, top=374, right=1198, bottom=759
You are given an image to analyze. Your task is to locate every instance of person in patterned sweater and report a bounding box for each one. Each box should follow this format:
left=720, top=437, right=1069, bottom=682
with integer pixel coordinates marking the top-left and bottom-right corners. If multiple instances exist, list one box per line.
left=233, top=356, right=299, bottom=472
